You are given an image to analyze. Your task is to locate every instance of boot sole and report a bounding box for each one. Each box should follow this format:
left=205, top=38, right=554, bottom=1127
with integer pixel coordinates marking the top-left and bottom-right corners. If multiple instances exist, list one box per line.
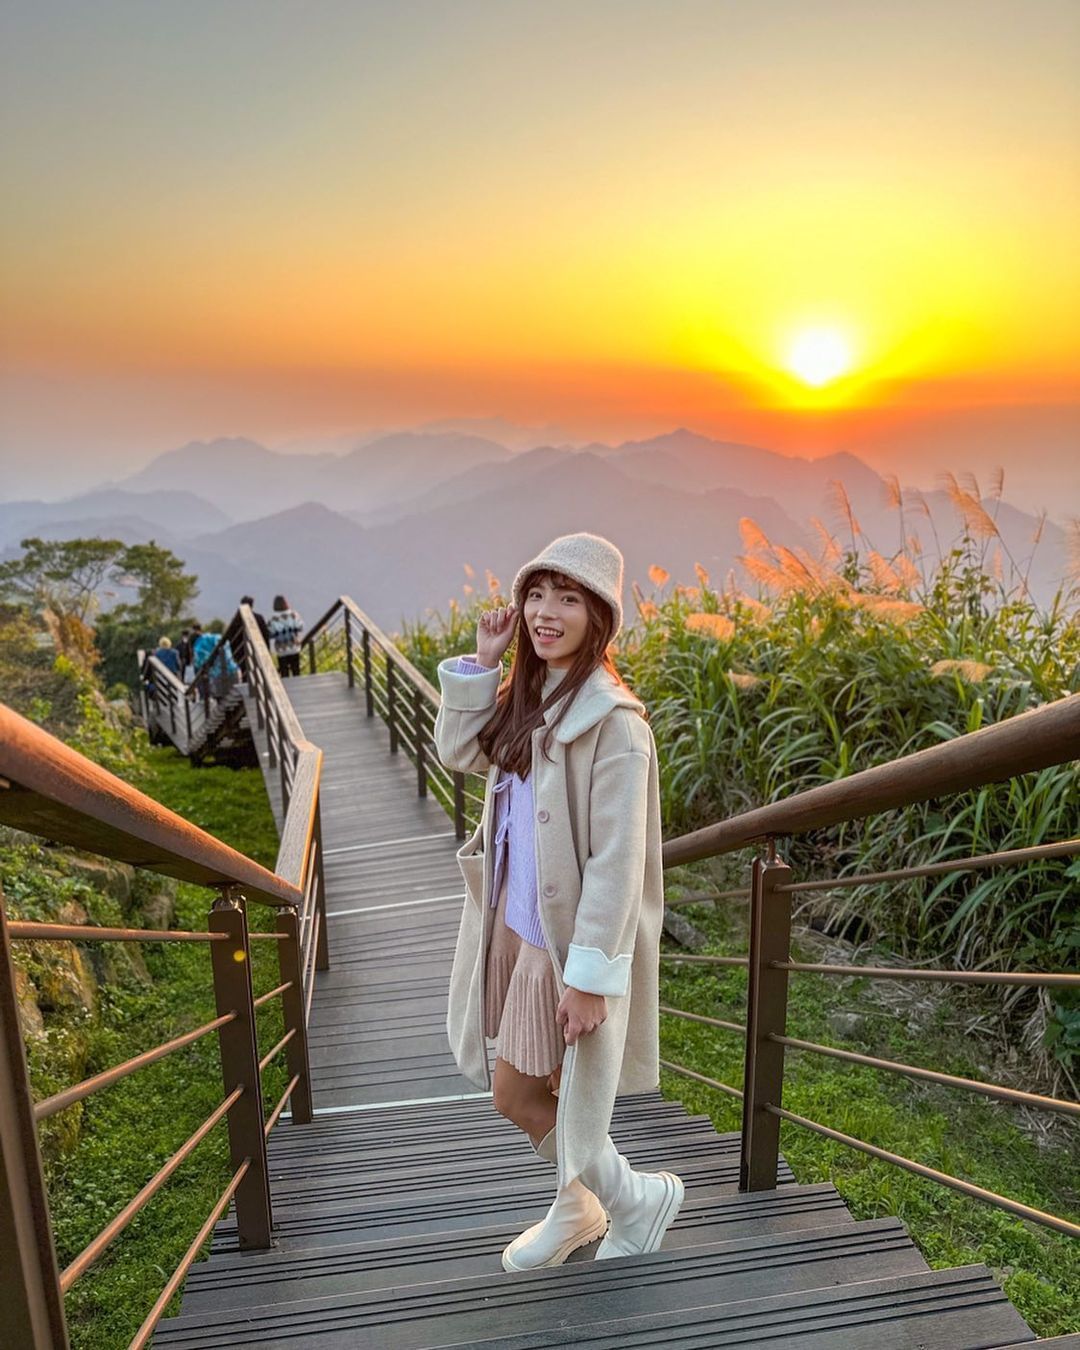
left=501, top=1213, right=608, bottom=1272
left=596, top=1171, right=685, bottom=1259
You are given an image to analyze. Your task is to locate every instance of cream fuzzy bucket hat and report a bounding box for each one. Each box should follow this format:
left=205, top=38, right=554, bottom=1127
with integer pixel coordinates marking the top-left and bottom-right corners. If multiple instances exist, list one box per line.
left=511, top=531, right=624, bottom=642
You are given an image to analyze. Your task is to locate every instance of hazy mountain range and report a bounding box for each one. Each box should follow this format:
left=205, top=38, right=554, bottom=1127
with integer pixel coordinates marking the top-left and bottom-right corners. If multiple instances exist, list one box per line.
left=0, top=428, right=1070, bottom=631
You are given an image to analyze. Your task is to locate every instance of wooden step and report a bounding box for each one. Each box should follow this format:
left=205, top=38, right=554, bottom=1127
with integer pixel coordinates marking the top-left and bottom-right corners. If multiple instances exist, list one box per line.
left=155, top=1218, right=949, bottom=1348
left=181, top=1184, right=854, bottom=1313
left=212, top=1143, right=794, bottom=1256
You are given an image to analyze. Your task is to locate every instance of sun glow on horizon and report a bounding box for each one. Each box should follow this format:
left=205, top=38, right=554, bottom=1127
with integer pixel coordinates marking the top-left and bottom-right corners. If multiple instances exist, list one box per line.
left=784, top=327, right=856, bottom=388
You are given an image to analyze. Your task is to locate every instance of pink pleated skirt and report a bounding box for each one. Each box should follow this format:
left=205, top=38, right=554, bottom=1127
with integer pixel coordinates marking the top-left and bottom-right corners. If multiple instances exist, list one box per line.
left=483, top=863, right=565, bottom=1077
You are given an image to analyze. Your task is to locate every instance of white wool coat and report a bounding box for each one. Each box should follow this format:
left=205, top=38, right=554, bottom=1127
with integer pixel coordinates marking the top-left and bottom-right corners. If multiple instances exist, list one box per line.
left=433, top=654, right=665, bottom=1189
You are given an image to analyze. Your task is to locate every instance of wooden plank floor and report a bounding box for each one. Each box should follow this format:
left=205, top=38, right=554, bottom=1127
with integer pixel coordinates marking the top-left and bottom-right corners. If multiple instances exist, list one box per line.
left=245, top=672, right=491, bottom=1110
left=154, top=670, right=1037, bottom=1348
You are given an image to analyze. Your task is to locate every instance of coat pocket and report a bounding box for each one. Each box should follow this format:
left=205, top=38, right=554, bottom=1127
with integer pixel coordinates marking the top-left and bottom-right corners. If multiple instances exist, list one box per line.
left=455, top=821, right=486, bottom=910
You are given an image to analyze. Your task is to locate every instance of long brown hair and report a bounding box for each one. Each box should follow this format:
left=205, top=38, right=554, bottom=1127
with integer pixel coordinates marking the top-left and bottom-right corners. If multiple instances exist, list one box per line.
left=477, top=568, right=639, bottom=778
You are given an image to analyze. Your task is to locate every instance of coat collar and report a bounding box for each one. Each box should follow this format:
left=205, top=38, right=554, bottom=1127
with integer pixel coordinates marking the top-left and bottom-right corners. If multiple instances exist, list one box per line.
left=538, top=662, right=645, bottom=744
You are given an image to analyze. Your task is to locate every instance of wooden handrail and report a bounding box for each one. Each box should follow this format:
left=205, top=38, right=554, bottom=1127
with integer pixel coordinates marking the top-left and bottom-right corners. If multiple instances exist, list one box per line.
left=303, top=594, right=441, bottom=706
left=141, top=652, right=186, bottom=698
left=0, top=703, right=301, bottom=909
left=663, top=690, right=1080, bottom=866
left=238, top=606, right=308, bottom=746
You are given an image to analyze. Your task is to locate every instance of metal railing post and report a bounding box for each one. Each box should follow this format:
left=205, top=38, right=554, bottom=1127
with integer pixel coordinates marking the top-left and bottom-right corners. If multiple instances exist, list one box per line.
left=279, top=745, right=290, bottom=817
left=344, top=611, right=354, bottom=689
left=453, top=772, right=466, bottom=840
left=313, top=803, right=330, bottom=971
left=137, top=649, right=149, bottom=731
left=740, top=844, right=793, bottom=1192
left=266, top=706, right=278, bottom=769
left=0, top=891, right=70, bottom=1349
left=387, top=657, right=398, bottom=753
left=253, top=668, right=265, bottom=730
left=307, top=639, right=316, bottom=675
left=275, top=905, right=313, bottom=1125
left=414, top=687, right=427, bottom=796
left=362, top=628, right=373, bottom=717
left=208, top=887, right=273, bottom=1248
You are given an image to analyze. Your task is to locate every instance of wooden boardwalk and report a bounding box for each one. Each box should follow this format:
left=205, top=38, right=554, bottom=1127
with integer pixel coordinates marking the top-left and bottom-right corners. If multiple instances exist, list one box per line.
left=248, top=672, right=488, bottom=1110
left=154, top=671, right=1039, bottom=1348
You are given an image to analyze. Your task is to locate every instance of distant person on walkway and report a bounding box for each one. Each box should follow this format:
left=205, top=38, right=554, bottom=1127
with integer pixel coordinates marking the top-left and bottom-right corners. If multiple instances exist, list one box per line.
left=177, top=628, right=194, bottom=683
left=154, top=635, right=181, bottom=677
left=191, top=624, right=239, bottom=698
left=240, top=595, right=271, bottom=645
left=433, top=532, right=682, bottom=1274
left=190, top=623, right=217, bottom=673
left=269, top=595, right=305, bottom=678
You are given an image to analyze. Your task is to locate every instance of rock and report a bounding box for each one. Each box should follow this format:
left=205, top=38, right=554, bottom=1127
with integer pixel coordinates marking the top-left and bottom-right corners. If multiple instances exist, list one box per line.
left=63, top=855, right=133, bottom=909
left=662, top=906, right=708, bottom=951
left=826, top=1010, right=866, bottom=1041
left=29, top=936, right=98, bottom=1016
left=56, top=900, right=89, bottom=926
left=137, top=891, right=176, bottom=931
left=12, top=962, right=45, bottom=1039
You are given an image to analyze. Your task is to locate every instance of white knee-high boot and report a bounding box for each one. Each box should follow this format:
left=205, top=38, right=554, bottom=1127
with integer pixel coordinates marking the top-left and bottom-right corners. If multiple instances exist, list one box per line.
left=501, top=1127, right=608, bottom=1272
left=576, top=1135, right=684, bottom=1259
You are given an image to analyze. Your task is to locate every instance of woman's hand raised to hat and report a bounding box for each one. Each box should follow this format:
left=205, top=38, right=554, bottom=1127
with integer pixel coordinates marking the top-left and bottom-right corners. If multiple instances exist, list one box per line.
left=476, top=604, right=518, bottom=668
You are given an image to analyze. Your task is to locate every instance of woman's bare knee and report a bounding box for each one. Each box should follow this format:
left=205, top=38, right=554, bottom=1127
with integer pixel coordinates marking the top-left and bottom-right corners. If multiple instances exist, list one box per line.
left=493, top=1057, right=549, bottom=1128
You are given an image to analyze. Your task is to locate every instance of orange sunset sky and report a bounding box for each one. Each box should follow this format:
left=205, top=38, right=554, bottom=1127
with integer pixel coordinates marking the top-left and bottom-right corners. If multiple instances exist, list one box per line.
left=1, top=1, right=1078, bottom=506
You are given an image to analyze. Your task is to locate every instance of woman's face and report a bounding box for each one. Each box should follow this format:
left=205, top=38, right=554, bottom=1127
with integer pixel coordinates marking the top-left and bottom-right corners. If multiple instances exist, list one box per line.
left=523, top=574, right=590, bottom=669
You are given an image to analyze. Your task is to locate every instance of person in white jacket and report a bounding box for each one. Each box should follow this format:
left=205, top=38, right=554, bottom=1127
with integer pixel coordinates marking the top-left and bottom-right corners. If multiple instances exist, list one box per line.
left=434, top=531, right=683, bottom=1274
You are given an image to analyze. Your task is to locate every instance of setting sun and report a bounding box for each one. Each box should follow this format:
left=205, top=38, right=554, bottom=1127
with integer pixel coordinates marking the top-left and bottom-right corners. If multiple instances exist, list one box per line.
left=785, top=328, right=856, bottom=387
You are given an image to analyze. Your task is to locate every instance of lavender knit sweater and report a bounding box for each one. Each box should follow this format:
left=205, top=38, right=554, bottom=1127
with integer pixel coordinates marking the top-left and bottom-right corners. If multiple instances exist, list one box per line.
left=453, top=656, right=556, bottom=949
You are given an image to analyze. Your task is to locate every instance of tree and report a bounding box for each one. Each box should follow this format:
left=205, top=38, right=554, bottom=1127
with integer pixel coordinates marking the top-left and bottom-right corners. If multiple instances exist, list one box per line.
left=0, top=537, right=124, bottom=624
left=109, top=541, right=199, bottom=626
left=0, top=535, right=200, bottom=694
left=95, top=541, right=200, bottom=692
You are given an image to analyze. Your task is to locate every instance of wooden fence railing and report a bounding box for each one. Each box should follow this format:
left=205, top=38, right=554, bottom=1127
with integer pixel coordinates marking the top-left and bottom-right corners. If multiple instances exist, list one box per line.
left=658, top=690, right=1080, bottom=1236
left=0, top=604, right=329, bottom=1350
left=302, top=595, right=485, bottom=838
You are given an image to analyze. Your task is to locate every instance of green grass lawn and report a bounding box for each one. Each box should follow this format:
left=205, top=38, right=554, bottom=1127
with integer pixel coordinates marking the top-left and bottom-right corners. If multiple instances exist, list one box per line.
left=658, top=862, right=1080, bottom=1338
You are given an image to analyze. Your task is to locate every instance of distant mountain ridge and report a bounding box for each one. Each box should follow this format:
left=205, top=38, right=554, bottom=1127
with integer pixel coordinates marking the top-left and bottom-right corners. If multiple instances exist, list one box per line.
left=0, top=426, right=1068, bottom=628
left=116, top=432, right=511, bottom=521
left=0, top=488, right=231, bottom=551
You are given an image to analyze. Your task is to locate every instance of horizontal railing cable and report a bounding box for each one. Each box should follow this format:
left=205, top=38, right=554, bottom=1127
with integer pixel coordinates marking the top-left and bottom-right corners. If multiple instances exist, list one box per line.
left=265, top=1075, right=300, bottom=1137
left=659, top=1005, right=747, bottom=1036
left=659, top=953, right=750, bottom=968
left=9, top=922, right=228, bottom=944
left=764, top=1103, right=1080, bottom=1238
left=36, top=1012, right=238, bottom=1121
left=60, top=1086, right=245, bottom=1292
left=659, top=1057, right=744, bottom=1100
left=776, top=837, right=1080, bottom=894
left=772, top=960, right=1080, bottom=988
left=128, top=1158, right=251, bottom=1350
left=771, top=1034, right=1080, bottom=1118
left=258, top=1028, right=296, bottom=1073
left=253, top=980, right=292, bottom=1009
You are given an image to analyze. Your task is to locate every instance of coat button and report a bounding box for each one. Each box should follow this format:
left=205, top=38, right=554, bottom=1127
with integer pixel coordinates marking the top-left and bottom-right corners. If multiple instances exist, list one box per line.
left=536, top=809, right=549, bottom=823
left=542, top=882, right=557, bottom=897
